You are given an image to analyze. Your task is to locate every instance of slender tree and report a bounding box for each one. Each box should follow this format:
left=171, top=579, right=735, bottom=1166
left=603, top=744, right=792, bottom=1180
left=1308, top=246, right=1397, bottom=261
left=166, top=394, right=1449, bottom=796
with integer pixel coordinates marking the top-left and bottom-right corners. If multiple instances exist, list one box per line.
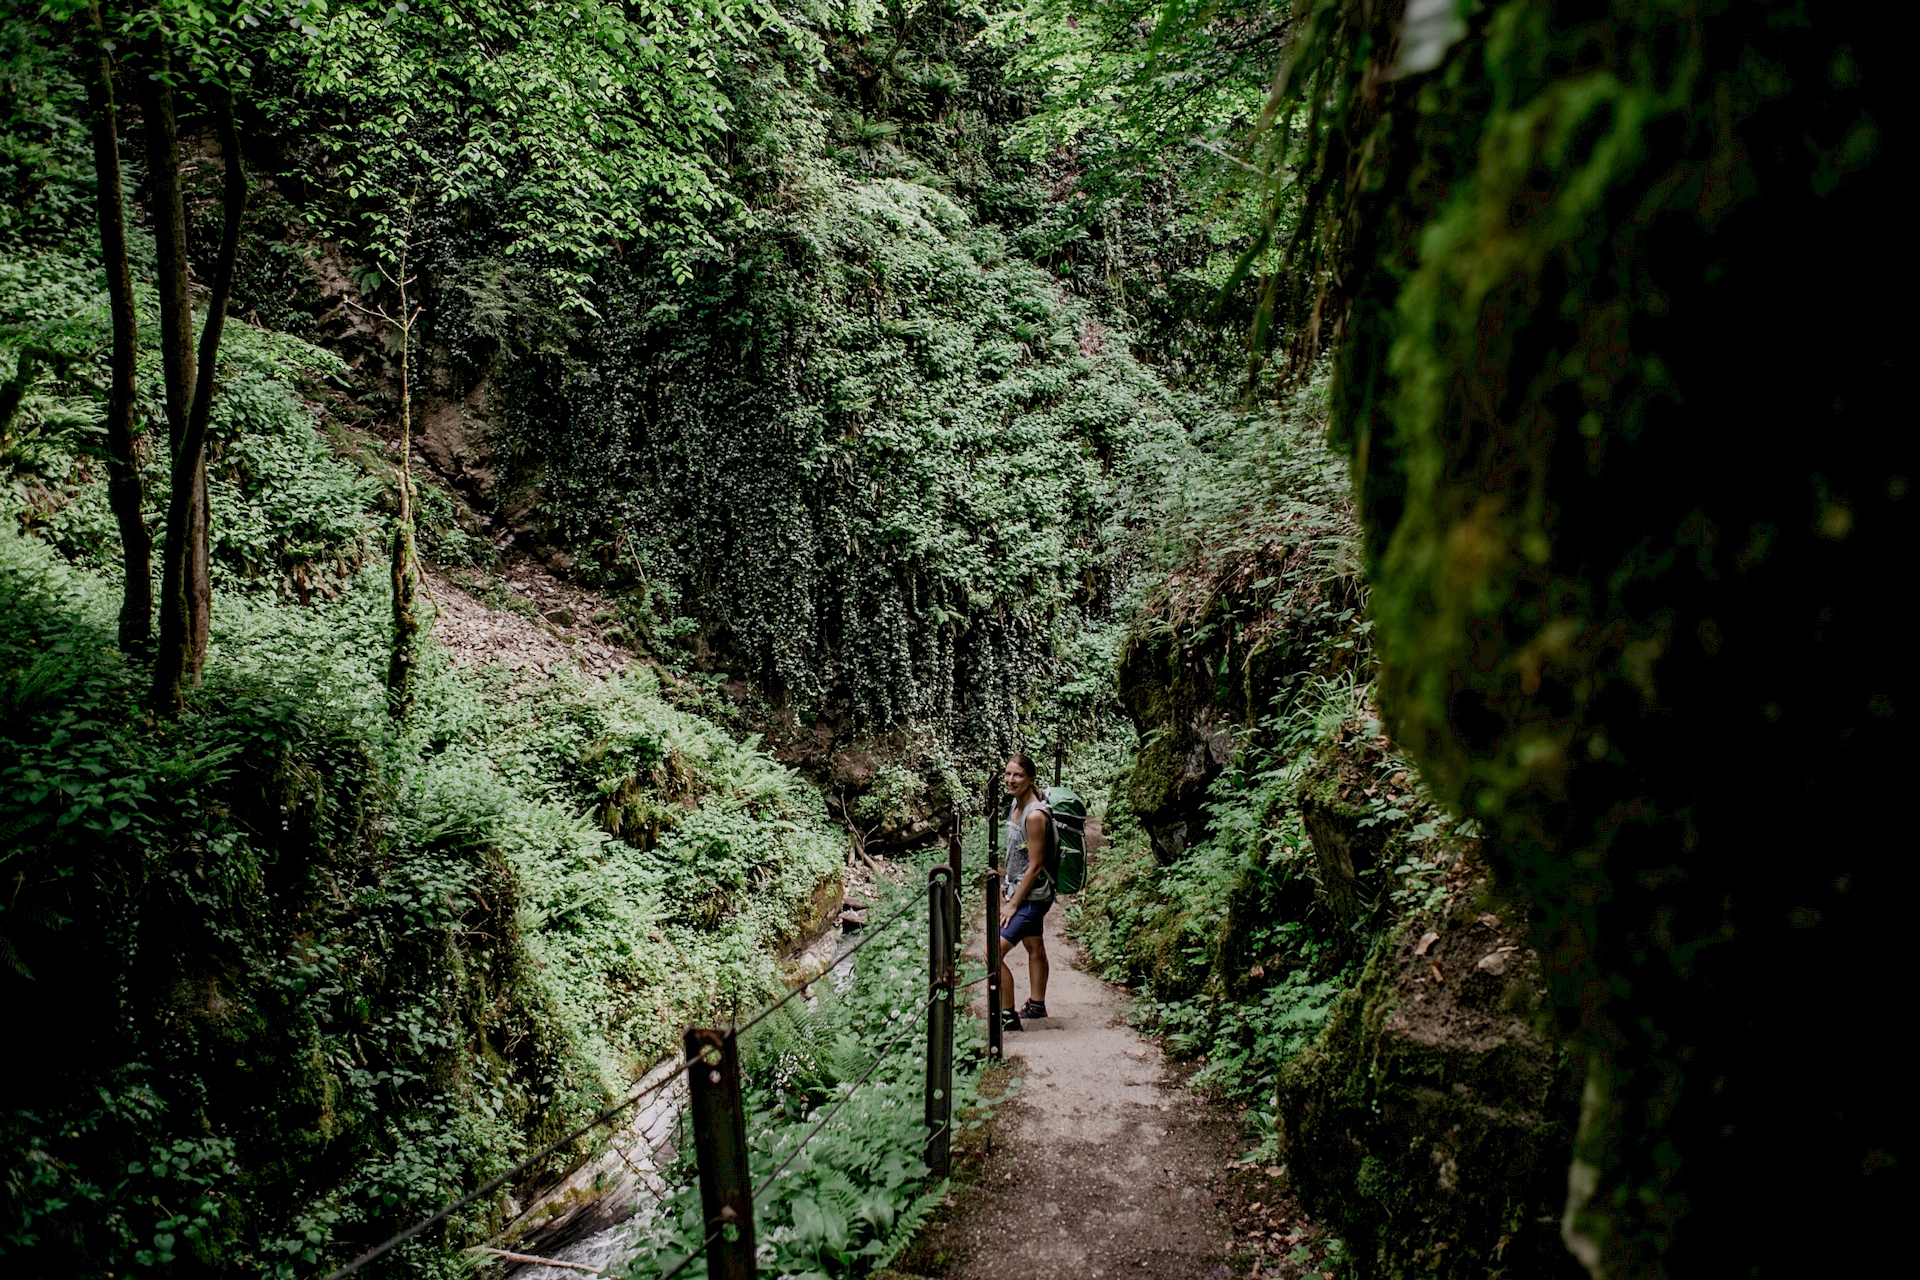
left=80, top=1, right=152, bottom=655
left=343, top=223, right=424, bottom=719
left=148, top=65, right=246, bottom=713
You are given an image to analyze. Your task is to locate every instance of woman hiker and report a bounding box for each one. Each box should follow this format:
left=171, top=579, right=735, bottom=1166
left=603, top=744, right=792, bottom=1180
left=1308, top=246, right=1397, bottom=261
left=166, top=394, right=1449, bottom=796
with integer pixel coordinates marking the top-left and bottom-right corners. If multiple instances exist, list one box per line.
left=998, top=752, right=1056, bottom=1033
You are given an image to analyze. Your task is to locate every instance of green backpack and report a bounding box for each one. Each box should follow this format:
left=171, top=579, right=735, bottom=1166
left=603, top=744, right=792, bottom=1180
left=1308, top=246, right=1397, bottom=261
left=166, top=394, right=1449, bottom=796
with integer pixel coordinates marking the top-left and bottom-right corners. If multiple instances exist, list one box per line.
left=1044, top=785, right=1089, bottom=895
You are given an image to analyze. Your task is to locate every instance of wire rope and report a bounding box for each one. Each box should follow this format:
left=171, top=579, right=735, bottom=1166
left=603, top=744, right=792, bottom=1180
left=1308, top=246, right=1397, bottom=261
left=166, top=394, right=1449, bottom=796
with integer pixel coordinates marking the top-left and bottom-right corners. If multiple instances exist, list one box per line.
left=733, top=891, right=922, bottom=1038
left=752, top=988, right=942, bottom=1203
left=320, top=1053, right=687, bottom=1280
left=653, top=1220, right=727, bottom=1280
left=322, top=878, right=955, bottom=1278
left=633, top=984, right=938, bottom=1277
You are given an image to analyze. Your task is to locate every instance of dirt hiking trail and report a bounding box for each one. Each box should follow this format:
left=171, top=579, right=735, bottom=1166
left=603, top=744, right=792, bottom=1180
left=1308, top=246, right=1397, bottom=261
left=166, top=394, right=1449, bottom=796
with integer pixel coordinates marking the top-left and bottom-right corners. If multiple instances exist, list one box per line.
left=897, top=905, right=1241, bottom=1280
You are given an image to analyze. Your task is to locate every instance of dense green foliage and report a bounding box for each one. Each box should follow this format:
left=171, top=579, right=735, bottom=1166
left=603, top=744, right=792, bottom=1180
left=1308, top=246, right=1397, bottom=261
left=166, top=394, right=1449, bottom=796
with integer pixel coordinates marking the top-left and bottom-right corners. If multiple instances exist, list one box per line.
left=262, top=0, right=758, bottom=278
left=8, top=0, right=1900, bottom=1273
left=0, top=514, right=846, bottom=1274
left=467, top=6, right=1221, bottom=767
left=522, top=177, right=1183, bottom=748
left=1, top=90, right=851, bottom=1265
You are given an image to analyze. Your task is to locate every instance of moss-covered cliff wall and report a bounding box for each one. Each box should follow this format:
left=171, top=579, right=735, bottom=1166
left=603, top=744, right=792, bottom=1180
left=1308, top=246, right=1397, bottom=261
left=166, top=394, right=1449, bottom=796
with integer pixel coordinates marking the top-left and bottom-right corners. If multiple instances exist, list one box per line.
left=1275, top=2, right=1904, bottom=1271
left=1278, top=887, right=1581, bottom=1280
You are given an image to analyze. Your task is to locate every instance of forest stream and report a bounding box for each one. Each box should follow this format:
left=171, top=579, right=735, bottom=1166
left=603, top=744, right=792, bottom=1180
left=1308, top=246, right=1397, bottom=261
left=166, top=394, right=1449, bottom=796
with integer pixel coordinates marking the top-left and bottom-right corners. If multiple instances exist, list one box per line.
left=1, top=1, right=1900, bottom=1277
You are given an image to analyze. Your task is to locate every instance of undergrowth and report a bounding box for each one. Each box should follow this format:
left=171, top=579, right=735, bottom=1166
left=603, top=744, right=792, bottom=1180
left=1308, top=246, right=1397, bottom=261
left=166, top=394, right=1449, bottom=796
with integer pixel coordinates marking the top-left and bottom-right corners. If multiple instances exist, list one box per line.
left=0, top=514, right=842, bottom=1275
left=632, top=858, right=989, bottom=1280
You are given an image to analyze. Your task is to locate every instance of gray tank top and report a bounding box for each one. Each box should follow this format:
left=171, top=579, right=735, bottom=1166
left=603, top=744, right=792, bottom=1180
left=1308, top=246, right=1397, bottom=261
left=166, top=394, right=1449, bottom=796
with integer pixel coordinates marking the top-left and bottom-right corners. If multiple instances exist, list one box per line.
left=1004, top=795, right=1055, bottom=902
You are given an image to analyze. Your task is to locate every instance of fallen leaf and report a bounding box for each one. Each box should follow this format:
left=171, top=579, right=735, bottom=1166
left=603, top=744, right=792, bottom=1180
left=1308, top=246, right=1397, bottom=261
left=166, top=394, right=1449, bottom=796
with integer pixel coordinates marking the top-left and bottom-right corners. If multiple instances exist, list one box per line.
left=1429, top=961, right=1444, bottom=983
left=1248, top=963, right=1266, bottom=979
left=1475, top=952, right=1508, bottom=976
left=1412, top=930, right=1440, bottom=956
left=1266, top=1165, right=1284, bottom=1178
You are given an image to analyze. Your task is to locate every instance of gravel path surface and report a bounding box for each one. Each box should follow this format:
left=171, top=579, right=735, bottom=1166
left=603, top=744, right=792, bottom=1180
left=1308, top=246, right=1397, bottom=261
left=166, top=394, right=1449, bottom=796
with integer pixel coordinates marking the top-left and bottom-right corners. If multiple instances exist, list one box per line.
left=903, top=903, right=1240, bottom=1280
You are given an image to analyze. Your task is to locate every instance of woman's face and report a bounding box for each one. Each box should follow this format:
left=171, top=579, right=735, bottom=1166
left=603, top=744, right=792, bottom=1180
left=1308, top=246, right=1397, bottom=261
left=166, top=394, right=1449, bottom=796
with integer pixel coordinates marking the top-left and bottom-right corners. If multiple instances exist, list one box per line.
left=1003, top=759, right=1033, bottom=796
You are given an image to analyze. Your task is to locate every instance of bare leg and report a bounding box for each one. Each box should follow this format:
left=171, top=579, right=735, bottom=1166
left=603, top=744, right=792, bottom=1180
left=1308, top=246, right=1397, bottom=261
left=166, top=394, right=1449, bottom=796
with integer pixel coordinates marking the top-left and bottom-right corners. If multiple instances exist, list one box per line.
left=998, top=942, right=1017, bottom=1012
left=1024, top=934, right=1050, bottom=1004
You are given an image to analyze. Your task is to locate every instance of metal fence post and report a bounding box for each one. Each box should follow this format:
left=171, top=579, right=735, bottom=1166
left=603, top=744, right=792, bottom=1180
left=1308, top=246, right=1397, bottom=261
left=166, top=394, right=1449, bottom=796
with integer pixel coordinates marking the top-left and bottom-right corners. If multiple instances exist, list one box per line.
left=985, top=776, right=1000, bottom=872
left=984, top=775, right=1003, bottom=1064
left=984, top=866, right=1002, bottom=1063
left=684, top=1027, right=755, bottom=1280
left=946, top=817, right=963, bottom=965
left=925, top=866, right=954, bottom=1177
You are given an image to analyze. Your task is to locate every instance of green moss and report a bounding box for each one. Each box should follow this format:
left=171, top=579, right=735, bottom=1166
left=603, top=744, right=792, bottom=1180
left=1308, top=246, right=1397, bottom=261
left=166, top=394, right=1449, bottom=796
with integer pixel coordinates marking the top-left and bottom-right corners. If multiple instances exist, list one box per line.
left=1278, top=906, right=1578, bottom=1280
left=1123, top=730, right=1182, bottom=823
left=1278, top=2, right=1903, bottom=1270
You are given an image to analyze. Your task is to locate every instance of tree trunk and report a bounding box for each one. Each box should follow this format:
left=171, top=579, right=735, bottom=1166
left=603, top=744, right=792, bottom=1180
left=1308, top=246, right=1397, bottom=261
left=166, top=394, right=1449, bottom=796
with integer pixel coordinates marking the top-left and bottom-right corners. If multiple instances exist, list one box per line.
left=139, top=42, right=193, bottom=444
left=388, top=507, right=420, bottom=717
left=143, top=43, right=195, bottom=710
left=387, top=290, right=419, bottom=718
left=83, top=3, right=152, bottom=655
left=150, top=81, right=246, bottom=714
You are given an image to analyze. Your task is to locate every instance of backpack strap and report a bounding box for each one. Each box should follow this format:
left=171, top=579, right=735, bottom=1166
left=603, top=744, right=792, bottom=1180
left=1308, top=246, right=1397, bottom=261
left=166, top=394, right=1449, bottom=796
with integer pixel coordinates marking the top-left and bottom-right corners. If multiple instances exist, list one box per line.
left=1039, top=800, right=1060, bottom=879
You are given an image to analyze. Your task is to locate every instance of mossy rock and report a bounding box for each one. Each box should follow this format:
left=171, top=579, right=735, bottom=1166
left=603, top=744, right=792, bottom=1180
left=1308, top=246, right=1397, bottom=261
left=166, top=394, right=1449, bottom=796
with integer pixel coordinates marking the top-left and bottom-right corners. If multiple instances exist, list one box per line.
left=1278, top=898, right=1579, bottom=1280
left=1115, top=630, right=1183, bottom=729
left=1291, top=747, right=1389, bottom=931
left=1295, top=1, right=1902, bottom=1268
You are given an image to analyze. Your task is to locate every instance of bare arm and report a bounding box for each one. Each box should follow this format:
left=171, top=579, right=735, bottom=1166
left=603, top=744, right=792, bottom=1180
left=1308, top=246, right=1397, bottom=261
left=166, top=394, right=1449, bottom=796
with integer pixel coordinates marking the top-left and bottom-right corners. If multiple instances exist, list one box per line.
left=1010, top=807, right=1049, bottom=907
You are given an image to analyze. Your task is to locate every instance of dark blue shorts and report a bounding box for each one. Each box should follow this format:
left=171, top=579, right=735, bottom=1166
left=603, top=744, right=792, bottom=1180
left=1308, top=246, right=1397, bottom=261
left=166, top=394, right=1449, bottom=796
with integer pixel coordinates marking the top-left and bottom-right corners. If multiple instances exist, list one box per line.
left=1000, top=897, right=1052, bottom=944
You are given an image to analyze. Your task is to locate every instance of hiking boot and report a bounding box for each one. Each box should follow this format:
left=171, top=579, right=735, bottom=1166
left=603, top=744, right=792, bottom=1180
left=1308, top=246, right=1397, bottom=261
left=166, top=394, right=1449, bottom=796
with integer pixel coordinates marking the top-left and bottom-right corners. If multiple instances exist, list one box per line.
left=1020, top=999, right=1048, bottom=1020
left=999, top=1009, right=1024, bottom=1033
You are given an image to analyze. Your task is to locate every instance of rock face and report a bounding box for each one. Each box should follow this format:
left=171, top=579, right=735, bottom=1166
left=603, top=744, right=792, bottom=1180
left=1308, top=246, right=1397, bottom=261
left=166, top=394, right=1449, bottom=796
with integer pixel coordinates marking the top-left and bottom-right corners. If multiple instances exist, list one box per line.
left=1101, top=514, right=1580, bottom=1278
left=1291, top=741, right=1391, bottom=933
left=1278, top=888, right=1581, bottom=1280
left=1114, top=625, right=1264, bottom=863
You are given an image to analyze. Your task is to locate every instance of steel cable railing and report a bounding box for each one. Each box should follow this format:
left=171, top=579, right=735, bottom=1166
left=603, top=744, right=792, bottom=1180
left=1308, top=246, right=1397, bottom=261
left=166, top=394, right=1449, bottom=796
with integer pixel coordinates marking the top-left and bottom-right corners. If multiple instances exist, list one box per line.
left=751, top=988, right=943, bottom=1203
left=731, top=891, right=922, bottom=1038
left=319, top=886, right=933, bottom=1279
left=320, top=1054, right=688, bottom=1279
left=655, top=1221, right=728, bottom=1280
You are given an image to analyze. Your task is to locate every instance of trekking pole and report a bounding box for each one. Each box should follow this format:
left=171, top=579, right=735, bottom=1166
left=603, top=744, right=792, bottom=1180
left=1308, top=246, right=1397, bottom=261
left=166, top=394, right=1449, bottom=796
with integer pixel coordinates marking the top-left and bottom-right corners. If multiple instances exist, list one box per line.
left=685, top=1027, right=755, bottom=1280
left=925, top=866, right=954, bottom=1177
